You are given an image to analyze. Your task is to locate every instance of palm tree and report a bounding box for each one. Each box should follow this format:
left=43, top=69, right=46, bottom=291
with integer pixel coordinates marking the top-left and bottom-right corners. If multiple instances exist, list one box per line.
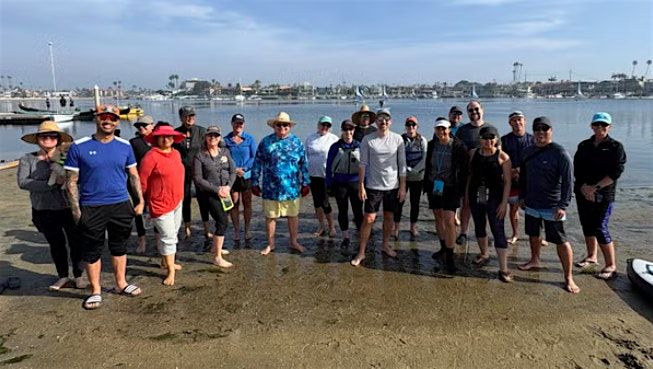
left=0, top=75, right=4, bottom=89
left=631, top=60, right=638, bottom=78
left=645, top=60, right=652, bottom=80
left=7, top=76, right=12, bottom=89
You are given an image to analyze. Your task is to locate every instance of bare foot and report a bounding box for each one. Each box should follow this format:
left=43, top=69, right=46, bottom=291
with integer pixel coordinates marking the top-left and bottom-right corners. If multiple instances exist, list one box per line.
left=48, top=277, right=70, bottom=291
left=518, top=260, right=542, bottom=271
left=541, top=240, right=549, bottom=246
left=313, top=228, right=325, bottom=237
left=565, top=280, right=581, bottom=294
left=410, top=228, right=419, bottom=237
left=213, top=257, right=233, bottom=268
left=160, top=260, right=182, bottom=270
left=245, top=230, right=253, bottom=240
left=261, top=245, right=275, bottom=255
left=290, top=243, right=305, bottom=253
left=184, top=226, right=191, bottom=240
left=233, top=230, right=240, bottom=242
left=162, top=275, right=175, bottom=286
left=381, top=246, right=397, bottom=258
left=136, top=236, right=146, bottom=253
left=328, top=228, right=337, bottom=238
left=507, top=236, right=519, bottom=244
left=351, top=254, right=366, bottom=266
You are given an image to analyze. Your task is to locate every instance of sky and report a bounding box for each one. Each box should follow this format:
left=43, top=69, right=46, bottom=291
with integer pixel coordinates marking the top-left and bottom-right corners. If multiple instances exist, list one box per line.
left=0, top=0, right=652, bottom=89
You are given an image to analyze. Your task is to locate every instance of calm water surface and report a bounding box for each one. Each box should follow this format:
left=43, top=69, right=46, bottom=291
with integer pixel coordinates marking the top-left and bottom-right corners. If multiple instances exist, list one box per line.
left=1, top=99, right=651, bottom=186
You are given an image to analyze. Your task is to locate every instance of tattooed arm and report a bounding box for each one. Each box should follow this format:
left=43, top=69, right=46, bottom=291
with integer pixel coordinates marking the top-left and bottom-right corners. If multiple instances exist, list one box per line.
left=128, top=166, right=144, bottom=215
left=66, top=170, right=82, bottom=223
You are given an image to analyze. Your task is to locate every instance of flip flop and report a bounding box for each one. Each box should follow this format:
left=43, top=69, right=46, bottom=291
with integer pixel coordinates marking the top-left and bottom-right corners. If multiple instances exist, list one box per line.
left=112, top=284, right=142, bottom=297
left=596, top=270, right=618, bottom=280
left=575, top=259, right=599, bottom=268
left=82, top=294, right=102, bottom=310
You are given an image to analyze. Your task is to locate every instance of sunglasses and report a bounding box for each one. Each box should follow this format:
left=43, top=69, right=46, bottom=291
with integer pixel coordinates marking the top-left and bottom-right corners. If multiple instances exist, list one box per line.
left=591, top=122, right=609, bottom=128
left=320, top=123, right=332, bottom=128
left=405, top=123, right=417, bottom=127
left=206, top=133, right=221, bottom=138
left=435, top=126, right=448, bottom=131
left=37, top=133, right=59, bottom=140
left=275, top=123, right=290, bottom=128
left=481, top=134, right=496, bottom=140
left=98, top=114, right=119, bottom=122
left=467, top=107, right=481, bottom=113
left=377, top=116, right=391, bottom=123
left=533, top=125, right=551, bottom=132
left=360, top=113, right=370, bottom=118
left=342, top=127, right=354, bottom=132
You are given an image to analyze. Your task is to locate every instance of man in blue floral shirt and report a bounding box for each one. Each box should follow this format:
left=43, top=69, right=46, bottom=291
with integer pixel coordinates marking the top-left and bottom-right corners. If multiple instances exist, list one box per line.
left=252, top=112, right=310, bottom=255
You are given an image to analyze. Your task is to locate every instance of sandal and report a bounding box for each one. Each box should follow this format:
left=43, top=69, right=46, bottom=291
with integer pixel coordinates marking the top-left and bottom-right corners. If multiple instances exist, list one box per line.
left=82, top=294, right=102, bottom=310
left=596, top=269, right=618, bottom=280
left=112, top=284, right=142, bottom=297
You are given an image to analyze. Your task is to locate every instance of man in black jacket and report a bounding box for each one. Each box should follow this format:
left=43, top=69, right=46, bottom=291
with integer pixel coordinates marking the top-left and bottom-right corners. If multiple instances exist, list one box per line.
left=173, top=106, right=211, bottom=241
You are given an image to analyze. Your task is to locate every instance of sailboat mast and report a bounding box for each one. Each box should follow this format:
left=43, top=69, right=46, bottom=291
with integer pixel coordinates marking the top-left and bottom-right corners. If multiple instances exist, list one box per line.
left=48, top=41, right=57, bottom=93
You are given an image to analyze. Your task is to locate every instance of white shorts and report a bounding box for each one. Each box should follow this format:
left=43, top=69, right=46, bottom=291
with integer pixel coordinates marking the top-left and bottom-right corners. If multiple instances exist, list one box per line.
left=152, top=202, right=183, bottom=255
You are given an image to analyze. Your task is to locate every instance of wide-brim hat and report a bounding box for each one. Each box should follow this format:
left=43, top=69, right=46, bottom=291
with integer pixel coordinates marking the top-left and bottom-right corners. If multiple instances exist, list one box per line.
left=267, top=111, right=296, bottom=128
left=144, top=124, right=185, bottom=144
left=21, top=120, right=73, bottom=144
left=351, top=104, right=376, bottom=126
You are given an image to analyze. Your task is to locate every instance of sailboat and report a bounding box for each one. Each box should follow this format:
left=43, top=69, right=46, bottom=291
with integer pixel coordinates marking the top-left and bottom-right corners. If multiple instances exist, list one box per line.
left=470, top=84, right=479, bottom=99
left=574, top=82, right=586, bottom=100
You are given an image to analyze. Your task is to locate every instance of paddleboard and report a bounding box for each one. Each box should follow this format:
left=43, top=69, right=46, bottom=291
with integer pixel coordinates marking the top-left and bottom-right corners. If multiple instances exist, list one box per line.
left=627, top=258, right=653, bottom=300
left=0, top=160, right=18, bottom=171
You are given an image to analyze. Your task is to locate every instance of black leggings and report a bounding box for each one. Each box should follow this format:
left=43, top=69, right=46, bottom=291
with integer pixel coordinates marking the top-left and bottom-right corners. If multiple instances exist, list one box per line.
left=333, top=181, right=363, bottom=232
left=470, top=196, right=507, bottom=248
left=183, top=176, right=210, bottom=223
left=309, top=176, right=332, bottom=214
left=205, top=194, right=229, bottom=236
left=32, top=208, right=83, bottom=278
left=393, top=180, right=423, bottom=223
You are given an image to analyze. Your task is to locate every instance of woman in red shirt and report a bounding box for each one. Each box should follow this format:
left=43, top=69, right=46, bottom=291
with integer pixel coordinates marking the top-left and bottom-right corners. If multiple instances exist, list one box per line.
left=139, top=124, right=186, bottom=286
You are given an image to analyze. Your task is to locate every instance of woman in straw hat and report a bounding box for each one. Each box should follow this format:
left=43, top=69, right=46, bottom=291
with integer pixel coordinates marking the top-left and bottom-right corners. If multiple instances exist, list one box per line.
left=139, top=124, right=186, bottom=285
left=17, top=121, right=86, bottom=290
left=193, top=126, right=236, bottom=268
left=352, top=104, right=377, bottom=142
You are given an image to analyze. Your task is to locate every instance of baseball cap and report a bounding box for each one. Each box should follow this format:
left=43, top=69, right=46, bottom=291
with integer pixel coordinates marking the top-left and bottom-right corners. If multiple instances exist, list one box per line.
left=532, top=116, right=552, bottom=129
left=479, top=126, right=499, bottom=138
left=341, top=119, right=355, bottom=129
left=134, top=115, right=154, bottom=127
left=231, top=113, right=245, bottom=123
left=591, top=112, right=612, bottom=125
left=376, top=108, right=391, bottom=118
left=178, top=106, right=195, bottom=117
left=405, top=116, right=418, bottom=125
left=318, top=115, right=333, bottom=125
left=434, top=118, right=451, bottom=129
left=94, top=104, right=120, bottom=117
left=509, top=111, right=525, bottom=119
left=449, top=106, right=463, bottom=115
left=205, top=126, right=221, bottom=136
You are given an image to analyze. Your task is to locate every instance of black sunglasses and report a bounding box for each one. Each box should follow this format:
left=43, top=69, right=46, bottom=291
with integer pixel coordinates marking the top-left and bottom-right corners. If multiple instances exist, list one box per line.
left=206, top=133, right=221, bottom=138
left=481, top=134, right=496, bottom=140
left=405, top=123, right=417, bottom=127
left=591, top=122, right=609, bottom=128
left=533, top=125, right=551, bottom=132
left=467, top=107, right=481, bottom=113
left=275, top=123, right=290, bottom=128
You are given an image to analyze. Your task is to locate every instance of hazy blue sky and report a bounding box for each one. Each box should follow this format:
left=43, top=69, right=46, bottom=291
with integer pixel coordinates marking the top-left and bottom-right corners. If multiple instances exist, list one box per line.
left=1, top=0, right=651, bottom=89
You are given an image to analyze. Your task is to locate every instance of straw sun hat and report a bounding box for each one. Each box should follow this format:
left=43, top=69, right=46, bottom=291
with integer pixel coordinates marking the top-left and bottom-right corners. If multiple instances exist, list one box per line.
left=351, top=104, right=377, bottom=126
left=267, top=112, right=296, bottom=128
left=21, top=121, right=73, bottom=145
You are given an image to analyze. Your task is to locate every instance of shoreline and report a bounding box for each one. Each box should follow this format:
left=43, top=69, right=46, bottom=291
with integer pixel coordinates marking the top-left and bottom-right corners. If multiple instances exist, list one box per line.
left=0, top=167, right=652, bottom=368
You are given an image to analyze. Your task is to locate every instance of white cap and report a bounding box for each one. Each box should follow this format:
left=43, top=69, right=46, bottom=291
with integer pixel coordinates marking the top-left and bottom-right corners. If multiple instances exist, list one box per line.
left=434, top=119, right=451, bottom=129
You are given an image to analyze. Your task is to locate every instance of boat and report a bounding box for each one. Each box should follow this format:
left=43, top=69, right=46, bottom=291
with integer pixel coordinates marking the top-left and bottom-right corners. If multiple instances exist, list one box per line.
left=574, top=82, right=586, bottom=100
left=0, top=160, right=19, bottom=171
left=627, top=258, right=653, bottom=300
left=9, top=110, right=75, bottom=123
left=470, top=84, right=479, bottom=99
left=0, top=112, right=68, bottom=125
left=119, top=105, right=144, bottom=119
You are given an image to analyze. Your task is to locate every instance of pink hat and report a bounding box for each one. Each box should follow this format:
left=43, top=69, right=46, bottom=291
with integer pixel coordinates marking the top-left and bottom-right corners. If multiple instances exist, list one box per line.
left=144, top=124, right=185, bottom=144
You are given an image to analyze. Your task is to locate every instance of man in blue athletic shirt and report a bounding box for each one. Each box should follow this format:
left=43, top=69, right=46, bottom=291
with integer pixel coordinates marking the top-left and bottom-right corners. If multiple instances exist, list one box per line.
left=65, top=104, right=144, bottom=310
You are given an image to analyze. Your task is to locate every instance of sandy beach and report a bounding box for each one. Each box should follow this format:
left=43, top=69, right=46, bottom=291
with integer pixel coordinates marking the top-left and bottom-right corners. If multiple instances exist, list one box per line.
left=0, top=167, right=652, bottom=369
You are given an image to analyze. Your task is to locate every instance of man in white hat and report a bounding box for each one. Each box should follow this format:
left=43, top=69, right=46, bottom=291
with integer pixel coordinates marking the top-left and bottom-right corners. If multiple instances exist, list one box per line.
left=251, top=112, right=311, bottom=255
left=65, top=104, right=144, bottom=309
left=351, top=108, right=407, bottom=266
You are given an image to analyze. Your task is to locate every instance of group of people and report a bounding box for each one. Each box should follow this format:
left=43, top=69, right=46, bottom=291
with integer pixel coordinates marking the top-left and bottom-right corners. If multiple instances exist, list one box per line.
left=17, top=100, right=626, bottom=310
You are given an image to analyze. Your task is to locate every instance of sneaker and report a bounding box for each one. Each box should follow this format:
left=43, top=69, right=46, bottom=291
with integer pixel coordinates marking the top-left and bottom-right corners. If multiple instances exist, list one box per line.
left=455, top=234, right=467, bottom=246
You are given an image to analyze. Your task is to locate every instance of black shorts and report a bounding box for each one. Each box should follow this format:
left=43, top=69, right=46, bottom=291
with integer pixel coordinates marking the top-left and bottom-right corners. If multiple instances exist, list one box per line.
left=231, top=177, right=252, bottom=193
left=309, top=176, right=332, bottom=213
left=525, top=214, right=567, bottom=245
left=427, top=187, right=461, bottom=211
left=78, top=201, right=135, bottom=263
left=364, top=188, right=398, bottom=214
left=576, top=195, right=614, bottom=244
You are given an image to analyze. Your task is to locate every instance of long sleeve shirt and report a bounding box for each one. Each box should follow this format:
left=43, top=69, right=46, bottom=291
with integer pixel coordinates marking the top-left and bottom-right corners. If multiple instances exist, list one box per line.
left=360, top=131, right=407, bottom=191
left=193, top=149, right=237, bottom=195
left=173, top=124, right=206, bottom=170
left=139, top=148, right=185, bottom=218
left=17, top=152, right=69, bottom=210
left=223, top=132, right=257, bottom=180
left=251, top=133, right=310, bottom=201
left=305, top=131, right=340, bottom=178
left=402, top=133, right=428, bottom=182
left=573, top=135, right=626, bottom=202
left=519, top=142, right=573, bottom=210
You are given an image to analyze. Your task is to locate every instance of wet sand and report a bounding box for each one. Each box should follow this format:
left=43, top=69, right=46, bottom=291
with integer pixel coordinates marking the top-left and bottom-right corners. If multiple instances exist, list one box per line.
left=1, top=168, right=652, bottom=368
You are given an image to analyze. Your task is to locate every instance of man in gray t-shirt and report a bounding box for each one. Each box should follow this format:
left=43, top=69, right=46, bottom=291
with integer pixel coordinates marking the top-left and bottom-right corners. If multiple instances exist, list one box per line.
left=351, top=108, right=407, bottom=266
left=454, top=100, right=497, bottom=246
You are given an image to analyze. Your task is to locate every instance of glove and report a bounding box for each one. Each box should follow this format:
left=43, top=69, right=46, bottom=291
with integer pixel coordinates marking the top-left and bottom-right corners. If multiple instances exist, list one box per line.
left=300, top=185, right=310, bottom=197
left=252, top=186, right=261, bottom=197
